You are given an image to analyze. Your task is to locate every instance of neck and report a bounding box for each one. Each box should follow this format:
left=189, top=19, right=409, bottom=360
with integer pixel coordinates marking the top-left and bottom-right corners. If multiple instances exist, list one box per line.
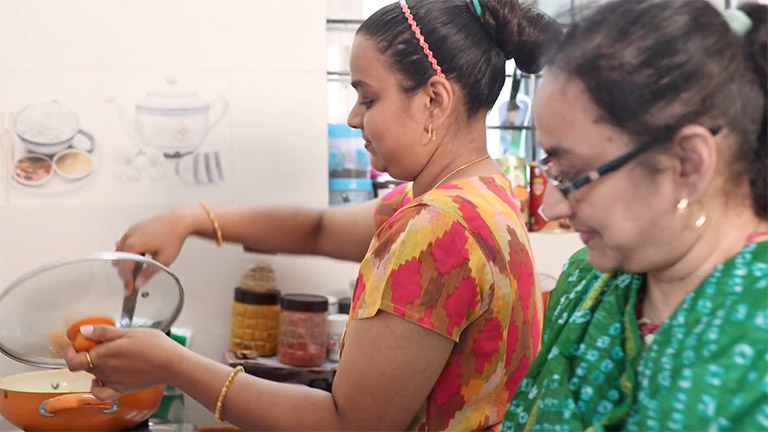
left=412, top=120, right=495, bottom=196
left=643, top=208, right=766, bottom=323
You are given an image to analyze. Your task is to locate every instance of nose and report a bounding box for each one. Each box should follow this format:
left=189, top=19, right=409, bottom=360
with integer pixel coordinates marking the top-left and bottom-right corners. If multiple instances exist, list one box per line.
left=541, top=183, right=572, bottom=222
left=347, top=104, right=363, bottom=130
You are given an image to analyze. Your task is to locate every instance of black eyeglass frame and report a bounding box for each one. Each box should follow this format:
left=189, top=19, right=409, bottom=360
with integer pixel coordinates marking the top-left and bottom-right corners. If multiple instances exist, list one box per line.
left=539, top=126, right=722, bottom=198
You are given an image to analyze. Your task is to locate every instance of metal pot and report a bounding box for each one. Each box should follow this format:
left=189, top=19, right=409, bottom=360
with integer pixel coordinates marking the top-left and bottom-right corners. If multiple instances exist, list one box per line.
left=0, top=368, right=163, bottom=431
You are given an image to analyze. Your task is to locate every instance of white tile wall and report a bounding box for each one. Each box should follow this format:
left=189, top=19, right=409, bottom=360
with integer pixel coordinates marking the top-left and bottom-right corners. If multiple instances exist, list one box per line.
left=0, top=0, right=354, bottom=428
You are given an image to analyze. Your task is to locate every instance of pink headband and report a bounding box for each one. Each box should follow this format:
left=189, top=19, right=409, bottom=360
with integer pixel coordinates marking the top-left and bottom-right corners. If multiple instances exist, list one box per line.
left=398, top=0, right=445, bottom=78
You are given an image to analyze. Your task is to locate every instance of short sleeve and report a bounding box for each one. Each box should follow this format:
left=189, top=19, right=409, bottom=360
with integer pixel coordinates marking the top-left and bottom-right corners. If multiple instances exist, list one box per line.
left=373, top=182, right=413, bottom=229
left=353, top=203, right=493, bottom=342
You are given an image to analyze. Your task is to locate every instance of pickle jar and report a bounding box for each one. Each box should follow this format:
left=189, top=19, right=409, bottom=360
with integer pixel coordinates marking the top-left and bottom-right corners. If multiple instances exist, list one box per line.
left=230, top=287, right=280, bottom=356
left=277, top=294, right=328, bottom=367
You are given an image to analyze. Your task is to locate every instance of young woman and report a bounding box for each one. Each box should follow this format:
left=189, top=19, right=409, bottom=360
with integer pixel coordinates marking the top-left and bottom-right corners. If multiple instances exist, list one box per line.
left=502, top=1, right=768, bottom=430
left=67, top=0, right=561, bottom=430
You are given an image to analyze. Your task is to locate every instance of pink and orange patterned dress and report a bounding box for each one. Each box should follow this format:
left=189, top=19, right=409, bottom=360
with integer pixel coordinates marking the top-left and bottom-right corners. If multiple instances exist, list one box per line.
left=345, top=173, right=542, bottom=431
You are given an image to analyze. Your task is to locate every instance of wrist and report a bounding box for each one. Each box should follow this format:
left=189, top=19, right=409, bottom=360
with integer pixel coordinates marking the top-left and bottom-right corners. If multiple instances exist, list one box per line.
left=176, top=206, right=210, bottom=238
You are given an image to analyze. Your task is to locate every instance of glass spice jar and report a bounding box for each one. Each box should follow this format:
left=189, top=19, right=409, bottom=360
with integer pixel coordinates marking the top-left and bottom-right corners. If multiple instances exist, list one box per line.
left=277, top=294, right=328, bottom=367
left=230, top=288, right=280, bottom=356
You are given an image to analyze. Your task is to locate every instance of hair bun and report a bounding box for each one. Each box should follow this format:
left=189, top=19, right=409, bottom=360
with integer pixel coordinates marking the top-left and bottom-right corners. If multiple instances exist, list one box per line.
left=482, top=0, right=563, bottom=73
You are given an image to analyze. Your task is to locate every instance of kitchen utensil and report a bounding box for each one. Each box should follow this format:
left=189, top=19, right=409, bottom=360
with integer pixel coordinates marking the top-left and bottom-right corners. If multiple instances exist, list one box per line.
left=119, top=258, right=144, bottom=328
left=0, top=252, right=183, bottom=431
left=175, top=151, right=224, bottom=185
left=0, top=251, right=183, bottom=368
left=0, top=369, right=163, bottom=432
left=112, top=78, right=229, bottom=158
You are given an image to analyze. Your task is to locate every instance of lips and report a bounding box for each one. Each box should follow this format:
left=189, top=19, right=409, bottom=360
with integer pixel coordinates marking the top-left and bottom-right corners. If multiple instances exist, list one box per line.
left=578, top=231, right=596, bottom=245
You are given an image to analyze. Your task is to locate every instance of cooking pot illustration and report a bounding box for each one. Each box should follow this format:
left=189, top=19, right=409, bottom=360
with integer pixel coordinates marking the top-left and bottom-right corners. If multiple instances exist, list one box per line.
left=112, top=78, right=228, bottom=158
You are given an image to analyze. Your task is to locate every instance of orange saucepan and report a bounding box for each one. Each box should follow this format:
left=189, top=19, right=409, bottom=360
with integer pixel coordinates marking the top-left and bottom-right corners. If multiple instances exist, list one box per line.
left=0, top=368, right=163, bottom=431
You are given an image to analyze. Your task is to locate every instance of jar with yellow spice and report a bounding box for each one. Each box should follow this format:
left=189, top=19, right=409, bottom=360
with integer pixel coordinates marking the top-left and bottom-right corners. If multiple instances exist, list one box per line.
left=230, top=287, right=280, bottom=356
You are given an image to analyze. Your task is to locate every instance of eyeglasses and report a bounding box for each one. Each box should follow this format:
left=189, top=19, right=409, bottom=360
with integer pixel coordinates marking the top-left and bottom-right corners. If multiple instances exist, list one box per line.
left=539, top=127, right=721, bottom=199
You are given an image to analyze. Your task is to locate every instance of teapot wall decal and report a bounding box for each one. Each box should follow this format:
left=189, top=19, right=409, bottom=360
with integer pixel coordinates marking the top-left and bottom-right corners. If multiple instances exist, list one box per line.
left=112, top=78, right=228, bottom=158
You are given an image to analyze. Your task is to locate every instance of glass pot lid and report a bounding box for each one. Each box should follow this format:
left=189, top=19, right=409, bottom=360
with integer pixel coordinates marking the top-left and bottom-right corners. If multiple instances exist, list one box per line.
left=0, top=252, right=184, bottom=368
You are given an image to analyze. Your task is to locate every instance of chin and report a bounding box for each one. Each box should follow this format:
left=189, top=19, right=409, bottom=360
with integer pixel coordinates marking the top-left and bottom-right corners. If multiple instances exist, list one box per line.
left=586, top=246, right=623, bottom=273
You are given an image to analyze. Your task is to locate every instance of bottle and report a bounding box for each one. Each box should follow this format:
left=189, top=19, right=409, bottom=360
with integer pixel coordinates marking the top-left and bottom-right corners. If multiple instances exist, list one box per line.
left=327, top=314, right=349, bottom=362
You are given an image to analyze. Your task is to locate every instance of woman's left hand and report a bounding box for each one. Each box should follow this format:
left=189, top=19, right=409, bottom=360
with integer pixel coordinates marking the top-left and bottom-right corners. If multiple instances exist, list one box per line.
left=65, top=325, right=184, bottom=400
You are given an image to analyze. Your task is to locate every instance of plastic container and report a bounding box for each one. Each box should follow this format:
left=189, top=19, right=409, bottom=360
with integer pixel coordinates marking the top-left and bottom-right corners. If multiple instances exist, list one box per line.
left=277, top=294, right=329, bottom=367
left=329, top=178, right=374, bottom=206
left=338, top=297, right=351, bottom=315
left=230, top=288, right=281, bottom=356
left=327, top=314, right=349, bottom=362
left=325, top=295, right=339, bottom=315
left=328, top=124, right=369, bottom=179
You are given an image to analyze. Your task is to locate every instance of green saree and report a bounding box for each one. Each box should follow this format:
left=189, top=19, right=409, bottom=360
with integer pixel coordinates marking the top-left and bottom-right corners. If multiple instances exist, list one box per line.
left=503, top=241, right=768, bottom=431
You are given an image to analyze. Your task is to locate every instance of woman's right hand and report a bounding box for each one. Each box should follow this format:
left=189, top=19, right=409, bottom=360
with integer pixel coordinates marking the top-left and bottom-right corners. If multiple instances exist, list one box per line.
left=115, top=207, right=199, bottom=287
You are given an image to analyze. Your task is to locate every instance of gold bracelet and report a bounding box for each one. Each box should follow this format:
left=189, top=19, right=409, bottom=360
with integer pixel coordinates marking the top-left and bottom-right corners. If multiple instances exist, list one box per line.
left=214, top=365, right=244, bottom=423
left=200, top=201, right=223, bottom=247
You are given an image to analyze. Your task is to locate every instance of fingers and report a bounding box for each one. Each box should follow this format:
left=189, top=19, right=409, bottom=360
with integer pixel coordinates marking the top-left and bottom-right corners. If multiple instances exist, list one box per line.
left=65, top=346, right=90, bottom=372
left=80, top=324, right=125, bottom=343
left=90, top=381, right=123, bottom=401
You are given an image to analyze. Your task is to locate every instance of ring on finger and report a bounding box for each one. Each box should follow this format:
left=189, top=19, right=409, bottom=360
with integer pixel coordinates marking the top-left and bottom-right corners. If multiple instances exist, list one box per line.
left=85, top=352, right=95, bottom=370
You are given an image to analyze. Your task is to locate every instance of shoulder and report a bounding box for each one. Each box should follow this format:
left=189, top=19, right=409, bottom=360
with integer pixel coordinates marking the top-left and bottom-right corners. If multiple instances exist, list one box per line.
left=374, top=182, right=413, bottom=229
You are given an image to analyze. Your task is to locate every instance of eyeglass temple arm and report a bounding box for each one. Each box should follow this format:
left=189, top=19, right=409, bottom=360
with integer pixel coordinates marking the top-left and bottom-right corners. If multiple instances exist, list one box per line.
left=561, top=127, right=720, bottom=196
left=565, top=144, right=653, bottom=193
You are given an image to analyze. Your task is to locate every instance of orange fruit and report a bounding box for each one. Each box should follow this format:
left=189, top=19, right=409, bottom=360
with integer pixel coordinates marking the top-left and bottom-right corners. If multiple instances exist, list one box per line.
left=66, top=316, right=115, bottom=352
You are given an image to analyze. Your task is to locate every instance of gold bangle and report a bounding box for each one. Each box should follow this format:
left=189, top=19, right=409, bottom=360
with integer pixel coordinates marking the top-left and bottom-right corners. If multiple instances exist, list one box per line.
left=214, top=365, right=244, bottom=423
left=200, top=201, right=223, bottom=247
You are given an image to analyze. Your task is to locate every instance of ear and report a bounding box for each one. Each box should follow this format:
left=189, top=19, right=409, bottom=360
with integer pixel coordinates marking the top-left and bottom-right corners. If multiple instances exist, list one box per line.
left=422, top=76, right=454, bottom=129
left=670, top=125, right=718, bottom=203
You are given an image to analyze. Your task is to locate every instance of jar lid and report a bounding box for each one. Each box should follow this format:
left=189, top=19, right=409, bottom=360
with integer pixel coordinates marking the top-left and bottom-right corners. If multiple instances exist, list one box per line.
left=338, top=297, right=351, bottom=314
left=0, top=252, right=184, bottom=368
left=234, top=287, right=280, bottom=305
left=280, top=294, right=328, bottom=313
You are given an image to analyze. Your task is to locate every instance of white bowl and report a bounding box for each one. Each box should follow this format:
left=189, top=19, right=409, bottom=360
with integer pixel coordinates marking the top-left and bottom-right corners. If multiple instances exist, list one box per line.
left=20, top=138, right=72, bottom=156
left=53, top=149, right=94, bottom=180
left=12, top=154, right=53, bottom=186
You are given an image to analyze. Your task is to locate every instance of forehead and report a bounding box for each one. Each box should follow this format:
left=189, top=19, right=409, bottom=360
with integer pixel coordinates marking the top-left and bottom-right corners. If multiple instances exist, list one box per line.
left=533, top=69, right=630, bottom=158
left=349, top=36, right=390, bottom=85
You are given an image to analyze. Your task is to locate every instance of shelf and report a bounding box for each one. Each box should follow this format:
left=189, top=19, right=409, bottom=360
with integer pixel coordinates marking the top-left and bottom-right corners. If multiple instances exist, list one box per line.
left=487, top=125, right=533, bottom=131
left=326, top=18, right=365, bottom=26
left=327, top=70, right=537, bottom=80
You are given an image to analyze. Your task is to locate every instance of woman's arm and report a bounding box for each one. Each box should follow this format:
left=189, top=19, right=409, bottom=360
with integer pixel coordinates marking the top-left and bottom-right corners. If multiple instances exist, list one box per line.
left=69, top=312, right=454, bottom=431
left=118, top=197, right=381, bottom=267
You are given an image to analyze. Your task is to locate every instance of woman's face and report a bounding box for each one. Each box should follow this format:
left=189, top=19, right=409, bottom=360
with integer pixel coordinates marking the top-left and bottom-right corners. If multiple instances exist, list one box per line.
left=534, top=70, right=687, bottom=273
left=346, top=36, right=431, bottom=181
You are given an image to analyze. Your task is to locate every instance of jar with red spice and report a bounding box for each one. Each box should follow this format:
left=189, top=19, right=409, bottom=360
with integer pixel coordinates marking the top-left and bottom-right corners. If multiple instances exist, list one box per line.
left=277, top=294, right=329, bottom=367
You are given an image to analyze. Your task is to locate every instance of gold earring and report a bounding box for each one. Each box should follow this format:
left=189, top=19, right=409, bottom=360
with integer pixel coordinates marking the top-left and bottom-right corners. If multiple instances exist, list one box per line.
left=695, top=214, right=707, bottom=228
left=428, top=123, right=436, bottom=141
left=677, top=198, right=689, bottom=213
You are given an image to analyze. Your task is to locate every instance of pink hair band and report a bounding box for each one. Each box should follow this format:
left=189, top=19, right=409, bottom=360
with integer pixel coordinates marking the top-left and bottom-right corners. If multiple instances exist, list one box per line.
left=398, top=0, right=445, bottom=78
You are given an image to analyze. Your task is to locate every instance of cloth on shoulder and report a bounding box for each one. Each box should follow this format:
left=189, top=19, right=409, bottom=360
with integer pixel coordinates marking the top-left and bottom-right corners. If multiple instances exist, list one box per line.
left=503, top=241, right=768, bottom=431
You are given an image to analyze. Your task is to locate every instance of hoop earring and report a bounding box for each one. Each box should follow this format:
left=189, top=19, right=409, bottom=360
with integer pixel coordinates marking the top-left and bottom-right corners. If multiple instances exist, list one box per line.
left=428, top=122, right=436, bottom=141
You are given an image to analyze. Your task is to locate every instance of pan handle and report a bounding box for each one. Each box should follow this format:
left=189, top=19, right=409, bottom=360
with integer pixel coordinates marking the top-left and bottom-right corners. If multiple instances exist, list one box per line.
left=39, top=394, right=119, bottom=417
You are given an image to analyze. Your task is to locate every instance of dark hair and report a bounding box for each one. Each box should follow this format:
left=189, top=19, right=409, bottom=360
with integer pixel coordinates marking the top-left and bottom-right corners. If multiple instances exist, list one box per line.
left=357, top=0, right=562, bottom=115
left=550, top=0, right=768, bottom=218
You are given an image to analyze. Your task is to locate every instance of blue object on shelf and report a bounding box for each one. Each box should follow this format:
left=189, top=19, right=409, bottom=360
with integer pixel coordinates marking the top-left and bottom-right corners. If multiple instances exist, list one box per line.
left=329, top=178, right=374, bottom=206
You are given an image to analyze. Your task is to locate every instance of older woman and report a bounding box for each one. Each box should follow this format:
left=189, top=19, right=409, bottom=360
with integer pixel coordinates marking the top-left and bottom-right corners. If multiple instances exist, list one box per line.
left=503, top=0, right=768, bottom=431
